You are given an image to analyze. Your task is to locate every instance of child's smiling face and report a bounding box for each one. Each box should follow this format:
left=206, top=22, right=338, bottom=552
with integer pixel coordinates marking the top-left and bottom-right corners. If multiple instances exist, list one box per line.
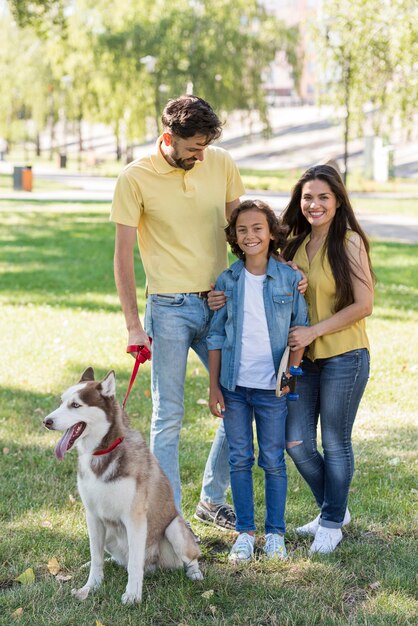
left=236, top=209, right=273, bottom=260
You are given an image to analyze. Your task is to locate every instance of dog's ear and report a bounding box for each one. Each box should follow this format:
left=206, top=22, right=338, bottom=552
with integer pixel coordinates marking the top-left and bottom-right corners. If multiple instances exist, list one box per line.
left=80, top=367, right=95, bottom=382
left=99, top=370, right=116, bottom=397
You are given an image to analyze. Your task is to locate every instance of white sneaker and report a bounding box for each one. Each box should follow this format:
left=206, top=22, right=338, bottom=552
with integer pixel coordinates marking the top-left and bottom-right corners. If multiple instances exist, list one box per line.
left=264, top=533, right=287, bottom=560
left=228, top=533, right=255, bottom=563
left=296, top=509, right=351, bottom=537
left=309, top=526, right=343, bottom=554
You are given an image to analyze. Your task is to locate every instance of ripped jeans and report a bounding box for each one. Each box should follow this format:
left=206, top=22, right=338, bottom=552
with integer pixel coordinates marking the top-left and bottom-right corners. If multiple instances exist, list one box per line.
left=286, top=349, right=369, bottom=529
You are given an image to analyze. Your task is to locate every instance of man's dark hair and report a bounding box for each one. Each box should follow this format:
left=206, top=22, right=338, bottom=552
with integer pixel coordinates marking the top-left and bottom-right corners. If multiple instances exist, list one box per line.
left=161, top=95, right=223, bottom=142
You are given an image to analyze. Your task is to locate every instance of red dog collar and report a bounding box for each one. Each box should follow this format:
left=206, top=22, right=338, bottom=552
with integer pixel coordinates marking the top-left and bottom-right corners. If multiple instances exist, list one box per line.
left=93, top=437, right=124, bottom=456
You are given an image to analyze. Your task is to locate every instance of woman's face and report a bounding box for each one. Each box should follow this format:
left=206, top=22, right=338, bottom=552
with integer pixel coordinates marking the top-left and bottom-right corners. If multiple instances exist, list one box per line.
left=300, top=179, right=339, bottom=232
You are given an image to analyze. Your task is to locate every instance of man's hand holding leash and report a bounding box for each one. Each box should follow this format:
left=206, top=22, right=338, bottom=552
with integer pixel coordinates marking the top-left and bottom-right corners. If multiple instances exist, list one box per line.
left=127, top=328, right=152, bottom=357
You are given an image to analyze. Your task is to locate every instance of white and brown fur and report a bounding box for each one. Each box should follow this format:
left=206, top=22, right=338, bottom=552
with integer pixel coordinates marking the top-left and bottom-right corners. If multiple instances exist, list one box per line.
left=43, top=368, right=202, bottom=604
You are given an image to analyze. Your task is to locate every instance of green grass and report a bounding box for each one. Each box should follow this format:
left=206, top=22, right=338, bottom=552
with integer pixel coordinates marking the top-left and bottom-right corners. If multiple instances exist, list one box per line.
left=0, top=202, right=417, bottom=625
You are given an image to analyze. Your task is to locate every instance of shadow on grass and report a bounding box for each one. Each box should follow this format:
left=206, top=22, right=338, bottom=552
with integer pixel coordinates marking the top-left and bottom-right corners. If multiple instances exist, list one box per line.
left=1, top=380, right=415, bottom=537
left=1, top=403, right=416, bottom=623
left=371, top=241, right=418, bottom=318
left=0, top=210, right=146, bottom=311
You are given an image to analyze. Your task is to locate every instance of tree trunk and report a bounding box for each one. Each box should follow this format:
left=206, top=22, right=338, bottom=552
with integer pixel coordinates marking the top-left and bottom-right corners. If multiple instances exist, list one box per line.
left=343, top=55, right=351, bottom=186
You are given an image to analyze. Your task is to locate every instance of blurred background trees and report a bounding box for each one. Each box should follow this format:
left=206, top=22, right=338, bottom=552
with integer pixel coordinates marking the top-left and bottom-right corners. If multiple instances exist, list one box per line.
left=2, top=0, right=295, bottom=161
left=2, top=0, right=417, bottom=170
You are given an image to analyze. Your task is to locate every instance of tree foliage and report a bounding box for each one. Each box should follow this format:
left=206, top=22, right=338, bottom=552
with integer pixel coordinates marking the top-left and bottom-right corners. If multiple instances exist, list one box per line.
left=313, top=0, right=418, bottom=178
left=2, top=0, right=295, bottom=159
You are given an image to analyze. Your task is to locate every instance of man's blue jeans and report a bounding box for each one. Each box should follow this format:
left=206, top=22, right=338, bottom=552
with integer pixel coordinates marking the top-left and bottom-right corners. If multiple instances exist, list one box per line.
left=286, top=349, right=370, bottom=529
left=145, top=293, right=230, bottom=512
left=221, top=385, right=288, bottom=535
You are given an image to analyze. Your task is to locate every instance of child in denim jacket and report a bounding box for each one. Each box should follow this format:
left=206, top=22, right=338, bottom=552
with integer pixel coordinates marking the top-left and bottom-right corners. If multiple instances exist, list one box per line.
left=207, top=199, right=308, bottom=562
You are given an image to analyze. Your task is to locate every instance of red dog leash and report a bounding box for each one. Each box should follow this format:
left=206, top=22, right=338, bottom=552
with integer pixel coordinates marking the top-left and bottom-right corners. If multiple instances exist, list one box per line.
left=122, top=340, right=152, bottom=409
left=93, top=341, right=152, bottom=456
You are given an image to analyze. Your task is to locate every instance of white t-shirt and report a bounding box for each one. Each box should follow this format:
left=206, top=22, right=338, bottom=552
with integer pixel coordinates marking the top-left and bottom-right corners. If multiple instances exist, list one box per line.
left=236, top=269, right=276, bottom=390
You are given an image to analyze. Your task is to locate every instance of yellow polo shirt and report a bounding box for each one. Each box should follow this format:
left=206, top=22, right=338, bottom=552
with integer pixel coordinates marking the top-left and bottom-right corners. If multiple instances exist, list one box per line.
left=110, top=138, right=245, bottom=294
left=292, top=232, right=369, bottom=360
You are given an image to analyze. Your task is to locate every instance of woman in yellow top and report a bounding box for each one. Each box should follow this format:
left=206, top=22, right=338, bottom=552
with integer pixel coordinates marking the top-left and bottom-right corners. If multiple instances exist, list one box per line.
left=281, top=164, right=374, bottom=554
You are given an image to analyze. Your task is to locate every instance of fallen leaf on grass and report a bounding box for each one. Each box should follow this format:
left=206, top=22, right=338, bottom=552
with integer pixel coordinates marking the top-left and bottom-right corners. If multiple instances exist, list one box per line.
left=34, top=408, right=44, bottom=415
left=47, top=558, right=60, bottom=575
left=68, top=494, right=76, bottom=505
left=192, top=368, right=200, bottom=377
left=56, top=574, right=72, bottom=582
left=388, top=457, right=400, bottom=466
left=11, top=608, right=23, bottom=620
left=144, top=389, right=151, bottom=398
left=96, top=621, right=105, bottom=626
left=196, top=399, right=208, bottom=405
left=41, top=520, right=53, bottom=529
left=201, top=589, right=214, bottom=599
left=208, top=605, right=216, bottom=615
left=15, top=568, right=35, bottom=585
left=369, top=581, right=381, bottom=590
left=3, top=448, right=10, bottom=455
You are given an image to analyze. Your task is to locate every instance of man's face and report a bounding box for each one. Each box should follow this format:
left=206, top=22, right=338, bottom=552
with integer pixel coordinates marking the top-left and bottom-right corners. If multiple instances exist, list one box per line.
left=163, top=133, right=210, bottom=170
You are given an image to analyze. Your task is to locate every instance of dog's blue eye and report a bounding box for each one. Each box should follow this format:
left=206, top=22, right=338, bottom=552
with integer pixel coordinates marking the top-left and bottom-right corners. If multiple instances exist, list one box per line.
left=71, top=402, right=81, bottom=408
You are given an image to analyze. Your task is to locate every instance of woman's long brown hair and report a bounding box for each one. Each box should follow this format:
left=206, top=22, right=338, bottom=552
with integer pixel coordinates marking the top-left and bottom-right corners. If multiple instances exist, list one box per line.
left=281, top=165, right=374, bottom=312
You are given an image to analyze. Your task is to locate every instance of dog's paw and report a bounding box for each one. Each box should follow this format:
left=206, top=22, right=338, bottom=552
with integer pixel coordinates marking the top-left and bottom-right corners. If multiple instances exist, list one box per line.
left=185, top=562, right=203, bottom=581
left=121, top=591, right=142, bottom=605
left=71, top=586, right=91, bottom=601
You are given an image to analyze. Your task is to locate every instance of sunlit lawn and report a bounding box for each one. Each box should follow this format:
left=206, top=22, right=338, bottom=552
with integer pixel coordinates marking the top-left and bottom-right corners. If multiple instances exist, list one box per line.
left=0, top=202, right=417, bottom=625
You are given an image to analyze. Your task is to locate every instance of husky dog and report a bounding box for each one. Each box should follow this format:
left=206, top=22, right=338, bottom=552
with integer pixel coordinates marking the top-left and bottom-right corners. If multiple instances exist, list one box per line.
left=43, top=368, right=202, bottom=604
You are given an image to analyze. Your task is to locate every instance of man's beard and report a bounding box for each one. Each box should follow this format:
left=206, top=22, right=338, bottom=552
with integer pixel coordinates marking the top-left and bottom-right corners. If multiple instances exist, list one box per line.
left=172, top=154, right=197, bottom=170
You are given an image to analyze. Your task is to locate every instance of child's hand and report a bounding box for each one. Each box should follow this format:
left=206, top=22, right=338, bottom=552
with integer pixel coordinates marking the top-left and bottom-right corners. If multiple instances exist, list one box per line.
left=209, top=386, right=225, bottom=418
left=208, top=283, right=227, bottom=311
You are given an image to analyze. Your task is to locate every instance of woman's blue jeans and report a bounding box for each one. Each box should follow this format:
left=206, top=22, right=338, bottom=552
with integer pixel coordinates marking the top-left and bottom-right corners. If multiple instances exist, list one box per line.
left=222, top=385, right=288, bottom=535
left=286, top=348, right=370, bottom=529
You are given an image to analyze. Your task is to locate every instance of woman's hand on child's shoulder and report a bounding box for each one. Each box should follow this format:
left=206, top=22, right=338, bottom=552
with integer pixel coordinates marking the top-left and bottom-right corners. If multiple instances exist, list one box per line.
left=208, top=283, right=227, bottom=311
left=209, top=385, right=225, bottom=418
left=281, top=260, right=308, bottom=295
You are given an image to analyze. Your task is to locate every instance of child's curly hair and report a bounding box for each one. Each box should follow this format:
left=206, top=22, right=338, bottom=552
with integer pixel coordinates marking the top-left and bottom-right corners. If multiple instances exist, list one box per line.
left=225, top=199, right=288, bottom=260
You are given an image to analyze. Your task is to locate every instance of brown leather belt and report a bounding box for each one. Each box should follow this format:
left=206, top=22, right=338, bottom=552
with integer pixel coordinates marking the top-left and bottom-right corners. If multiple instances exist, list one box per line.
left=188, top=291, right=210, bottom=299
left=155, top=291, right=210, bottom=299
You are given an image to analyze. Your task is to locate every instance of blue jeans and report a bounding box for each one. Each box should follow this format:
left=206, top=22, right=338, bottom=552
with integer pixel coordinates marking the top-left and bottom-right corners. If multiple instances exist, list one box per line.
left=145, top=293, right=230, bottom=512
left=286, top=349, right=370, bottom=529
left=221, top=385, right=288, bottom=535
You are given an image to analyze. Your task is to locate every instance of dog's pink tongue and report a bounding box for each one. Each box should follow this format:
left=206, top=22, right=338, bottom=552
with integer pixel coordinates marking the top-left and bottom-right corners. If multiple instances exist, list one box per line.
left=54, top=426, right=77, bottom=460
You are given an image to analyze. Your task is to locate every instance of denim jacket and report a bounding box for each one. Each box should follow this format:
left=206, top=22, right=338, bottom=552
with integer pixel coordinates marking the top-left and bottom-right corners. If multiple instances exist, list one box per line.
left=207, top=257, right=308, bottom=391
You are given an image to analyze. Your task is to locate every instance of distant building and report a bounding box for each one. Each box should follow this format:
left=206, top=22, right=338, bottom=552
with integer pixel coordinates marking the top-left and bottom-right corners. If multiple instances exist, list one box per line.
left=262, top=0, right=320, bottom=105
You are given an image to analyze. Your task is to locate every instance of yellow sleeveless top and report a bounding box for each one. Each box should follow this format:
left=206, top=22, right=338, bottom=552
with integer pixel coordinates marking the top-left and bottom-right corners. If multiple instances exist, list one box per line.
left=292, top=232, right=369, bottom=361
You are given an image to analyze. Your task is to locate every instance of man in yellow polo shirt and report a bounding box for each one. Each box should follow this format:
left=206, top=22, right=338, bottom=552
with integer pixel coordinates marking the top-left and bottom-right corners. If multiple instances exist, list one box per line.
left=110, top=95, right=245, bottom=530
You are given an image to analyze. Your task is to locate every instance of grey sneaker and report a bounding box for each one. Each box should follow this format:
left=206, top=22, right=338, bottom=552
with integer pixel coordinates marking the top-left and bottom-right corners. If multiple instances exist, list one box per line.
left=194, top=501, right=236, bottom=531
left=264, top=533, right=287, bottom=560
left=228, top=533, right=255, bottom=563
